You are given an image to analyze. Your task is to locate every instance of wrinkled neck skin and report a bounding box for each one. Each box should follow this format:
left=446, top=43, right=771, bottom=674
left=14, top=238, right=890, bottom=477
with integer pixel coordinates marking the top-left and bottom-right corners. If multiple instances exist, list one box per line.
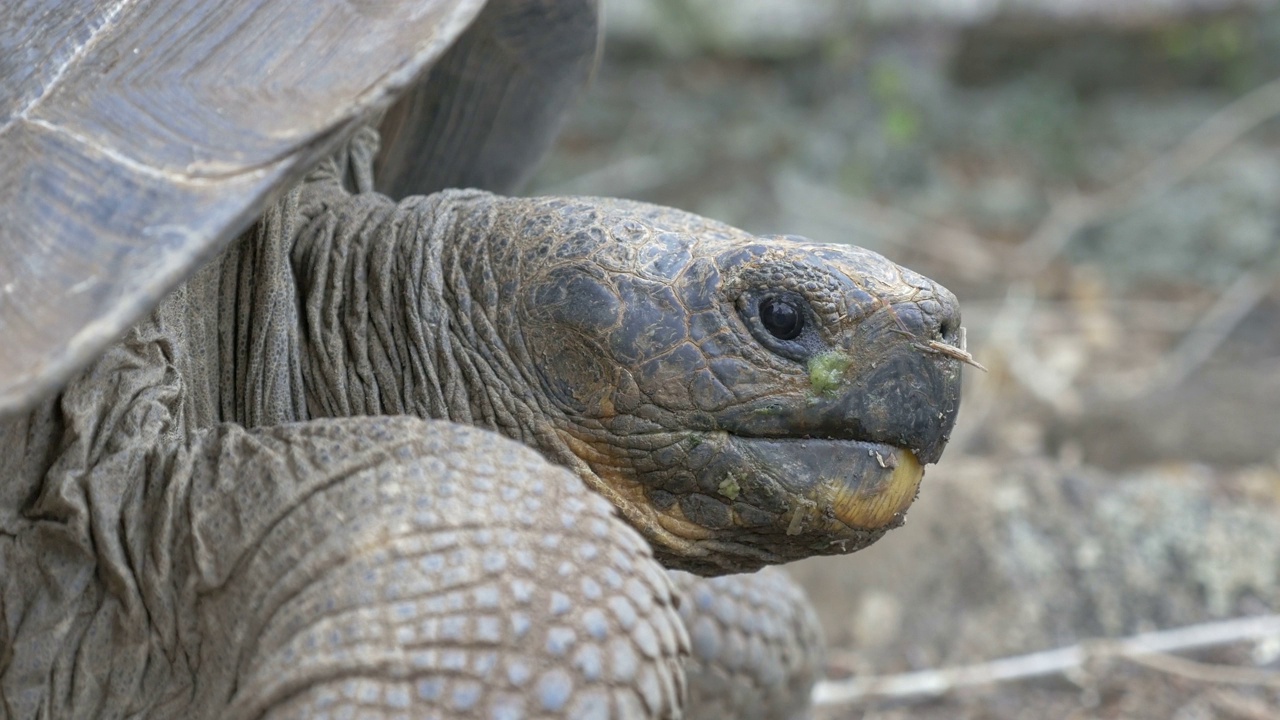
left=290, top=172, right=581, bottom=473
left=290, top=174, right=730, bottom=571
left=287, top=141, right=965, bottom=576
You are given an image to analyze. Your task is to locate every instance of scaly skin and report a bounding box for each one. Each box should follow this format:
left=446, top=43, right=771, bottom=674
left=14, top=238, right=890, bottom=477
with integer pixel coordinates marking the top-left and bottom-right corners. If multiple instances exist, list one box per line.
left=0, top=132, right=962, bottom=719
left=669, top=568, right=825, bottom=720
left=295, top=139, right=963, bottom=575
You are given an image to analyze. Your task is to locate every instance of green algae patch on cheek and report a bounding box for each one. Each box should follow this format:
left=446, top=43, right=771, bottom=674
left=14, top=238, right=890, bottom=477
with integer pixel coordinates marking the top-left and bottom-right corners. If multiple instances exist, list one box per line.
left=808, top=351, right=853, bottom=397
left=717, top=473, right=741, bottom=500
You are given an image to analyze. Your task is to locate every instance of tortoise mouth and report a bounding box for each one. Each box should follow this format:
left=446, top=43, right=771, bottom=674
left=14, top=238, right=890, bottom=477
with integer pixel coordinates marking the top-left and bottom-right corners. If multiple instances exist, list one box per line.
left=717, top=434, right=923, bottom=533
left=636, top=432, right=926, bottom=572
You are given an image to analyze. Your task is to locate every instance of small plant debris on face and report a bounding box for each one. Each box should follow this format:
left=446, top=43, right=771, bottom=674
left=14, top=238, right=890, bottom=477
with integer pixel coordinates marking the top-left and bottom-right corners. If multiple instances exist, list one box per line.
left=718, top=473, right=741, bottom=500
left=808, top=351, right=854, bottom=397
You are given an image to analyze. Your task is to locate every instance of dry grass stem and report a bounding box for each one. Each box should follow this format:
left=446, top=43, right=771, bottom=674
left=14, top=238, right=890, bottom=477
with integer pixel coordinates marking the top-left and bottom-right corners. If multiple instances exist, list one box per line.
left=813, top=614, right=1280, bottom=706
left=1017, top=75, right=1280, bottom=274
left=915, top=339, right=988, bottom=372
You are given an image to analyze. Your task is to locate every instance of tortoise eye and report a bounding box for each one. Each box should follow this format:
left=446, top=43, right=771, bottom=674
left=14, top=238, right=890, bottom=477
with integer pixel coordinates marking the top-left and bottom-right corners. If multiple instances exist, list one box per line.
left=759, top=297, right=803, bottom=340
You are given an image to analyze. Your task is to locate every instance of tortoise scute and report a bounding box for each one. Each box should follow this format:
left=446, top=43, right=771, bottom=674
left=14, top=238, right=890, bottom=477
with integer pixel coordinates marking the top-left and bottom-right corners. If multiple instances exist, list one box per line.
left=0, top=0, right=487, bottom=414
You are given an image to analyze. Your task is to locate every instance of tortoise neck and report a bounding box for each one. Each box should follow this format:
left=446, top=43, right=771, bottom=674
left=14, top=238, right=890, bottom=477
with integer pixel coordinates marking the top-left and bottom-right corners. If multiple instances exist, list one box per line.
left=290, top=175, right=567, bottom=460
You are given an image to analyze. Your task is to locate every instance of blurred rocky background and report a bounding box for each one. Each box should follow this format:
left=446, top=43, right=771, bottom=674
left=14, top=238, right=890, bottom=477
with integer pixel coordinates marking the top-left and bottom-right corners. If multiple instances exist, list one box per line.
left=530, top=1, right=1280, bottom=717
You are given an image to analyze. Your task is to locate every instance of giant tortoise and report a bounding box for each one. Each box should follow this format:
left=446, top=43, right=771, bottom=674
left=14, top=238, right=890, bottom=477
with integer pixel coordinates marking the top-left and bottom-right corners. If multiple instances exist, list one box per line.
left=0, top=0, right=966, bottom=717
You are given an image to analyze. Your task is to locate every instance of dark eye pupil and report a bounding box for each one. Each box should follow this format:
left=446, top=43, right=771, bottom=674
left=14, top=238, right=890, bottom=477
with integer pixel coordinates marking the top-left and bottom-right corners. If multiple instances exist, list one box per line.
left=759, top=298, right=803, bottom=340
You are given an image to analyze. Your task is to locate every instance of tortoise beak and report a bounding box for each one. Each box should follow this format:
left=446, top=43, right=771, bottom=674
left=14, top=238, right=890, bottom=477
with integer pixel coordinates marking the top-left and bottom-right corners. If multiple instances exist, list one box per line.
left=717, top=323, right=964, bottom=467
left=824, top=336, right=963, bottom=465
left=707, top=338, right=958, bottom=536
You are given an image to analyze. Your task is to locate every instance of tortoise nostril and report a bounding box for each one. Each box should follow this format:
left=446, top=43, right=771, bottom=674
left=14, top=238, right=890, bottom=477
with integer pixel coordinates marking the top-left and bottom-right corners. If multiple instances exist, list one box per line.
left=937, top=315, right=958, bottom=342
left=932, top=295, right=962, bottom=344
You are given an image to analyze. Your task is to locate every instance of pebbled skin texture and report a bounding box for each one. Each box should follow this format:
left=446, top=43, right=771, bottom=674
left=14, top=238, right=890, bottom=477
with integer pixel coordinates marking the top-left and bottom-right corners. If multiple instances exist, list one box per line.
left=670, top=568, right=825, bottom=720
left=0, top=130, right=962, bottom=719
left=200, top=419, right=689, bottom=720
left=1, top=412, right=687, bottom=719
left=293, top=133, right=963, bottom=577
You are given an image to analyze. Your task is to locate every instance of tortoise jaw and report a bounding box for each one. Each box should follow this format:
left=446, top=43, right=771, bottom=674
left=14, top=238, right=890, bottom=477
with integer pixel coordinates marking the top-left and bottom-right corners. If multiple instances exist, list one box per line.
left=555, top=425, right=930, bottom=574
left=808, top=442, right=922, bottom=531
left=720, top=435, right=923, bottom=534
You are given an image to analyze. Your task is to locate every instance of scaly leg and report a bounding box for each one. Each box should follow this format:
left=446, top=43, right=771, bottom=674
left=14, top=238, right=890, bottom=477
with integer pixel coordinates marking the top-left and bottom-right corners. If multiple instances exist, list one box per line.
left=669, top=569, right=825, bottom=720
left=174, top=417, right=688, bottom=719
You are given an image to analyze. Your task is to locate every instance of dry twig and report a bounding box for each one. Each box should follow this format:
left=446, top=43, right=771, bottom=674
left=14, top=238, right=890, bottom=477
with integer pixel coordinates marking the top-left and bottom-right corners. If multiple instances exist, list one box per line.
left=812, top=614, right=1280, bottom=706
left=973, top=75, right=1280, bottom=421
left=1090, top=271, right=1271, bottom=402
left=1125, top=651, right=1280, bottom=690
left=1016, top=74, right=1280, bottom=274
left=1208, top=688, right=1280, bottom=720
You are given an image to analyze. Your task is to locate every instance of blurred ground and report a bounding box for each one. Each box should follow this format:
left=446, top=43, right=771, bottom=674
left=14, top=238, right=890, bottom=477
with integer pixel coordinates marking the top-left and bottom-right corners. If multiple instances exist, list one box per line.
left=531, top=1, right=1280, bottom=717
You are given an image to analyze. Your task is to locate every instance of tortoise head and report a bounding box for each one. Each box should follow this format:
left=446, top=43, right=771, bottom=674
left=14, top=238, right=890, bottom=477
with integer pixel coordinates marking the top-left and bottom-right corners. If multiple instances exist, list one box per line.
left=503, top=197, right=963, bottom=574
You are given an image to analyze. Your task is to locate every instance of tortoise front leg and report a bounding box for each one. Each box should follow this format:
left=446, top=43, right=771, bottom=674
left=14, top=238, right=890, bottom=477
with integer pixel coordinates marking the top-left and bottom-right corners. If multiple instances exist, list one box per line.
left=668, top=569, right=826, bottom=720
left=160, top=416, right=686, bottom=719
